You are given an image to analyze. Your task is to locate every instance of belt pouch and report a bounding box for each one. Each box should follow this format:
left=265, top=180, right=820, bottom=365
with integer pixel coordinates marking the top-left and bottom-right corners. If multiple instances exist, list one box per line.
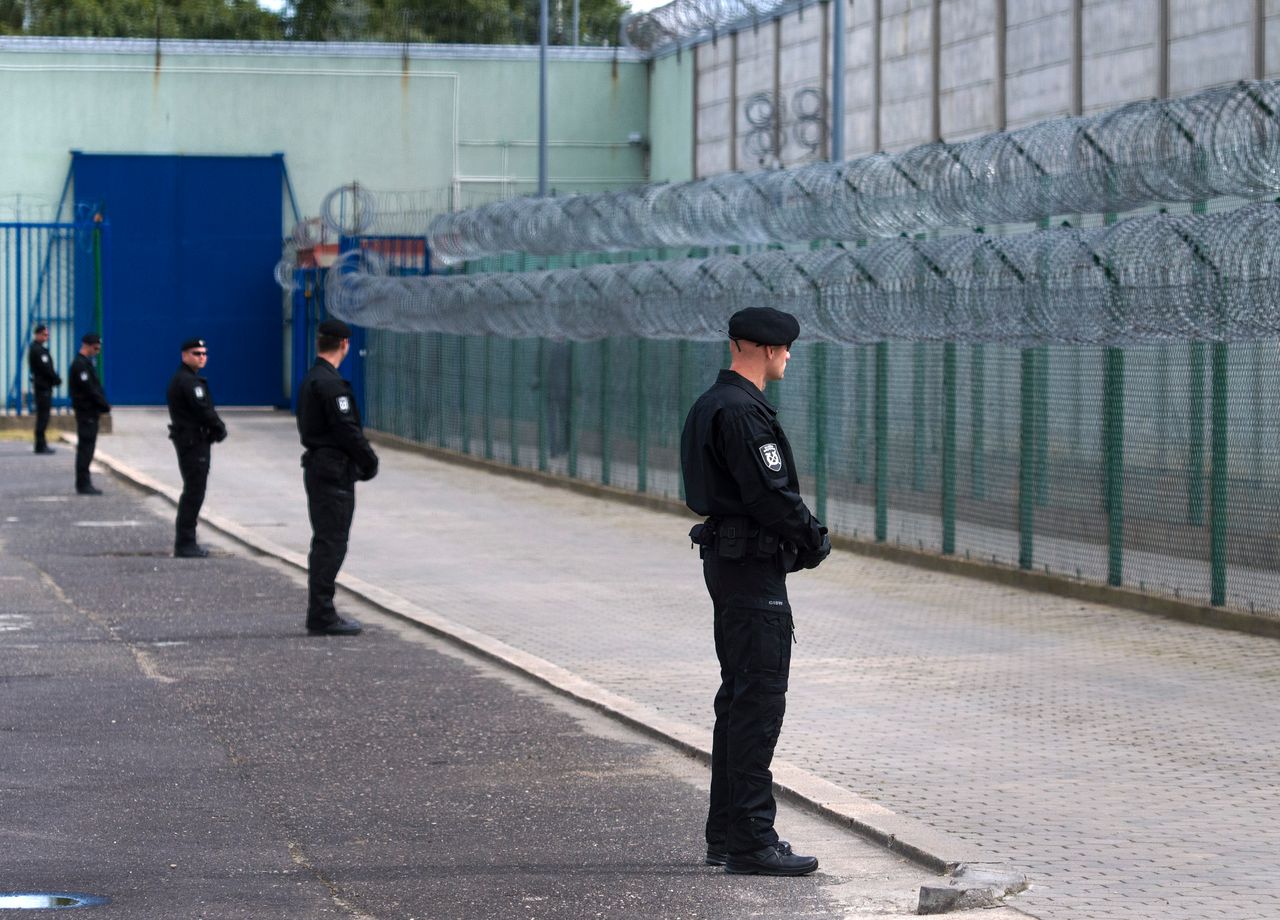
left=717, top=517, right=748, bottom=559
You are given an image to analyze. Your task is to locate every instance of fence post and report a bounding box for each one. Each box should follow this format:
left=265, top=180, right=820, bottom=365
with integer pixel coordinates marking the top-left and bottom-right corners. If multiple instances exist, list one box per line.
left=510, top=339, right=520, bottom=466
left=1210, top=341, right=1228, bottom=605
left=537, top=338, right=549, bottom=472
left=1019, top=348, right=1036, bottom=569
left=93, top=218, right=105, bottom=376
left=875, top=342, right=888, bottom=542
left=460, top=336, right=471, bottom=456
left=483, top=335, right=493, bottom=461
left=636, top=338, right=648, bottom=493
left=970, top=344, right=985, bottom=499
left=1187, top=341, right=1205, bottom=526
left=678, top=340, right=691, bottom=502
left=434, top=333, right=447, bottom=449
left=567, top=341, right=579, bottom=478
left=912, top=341, right=926, bottom=491
left=600, top=338, right=612, bottom=486
left=854, top=344, right=868, bottom=484
left=1104, top=347, right=1125, bottom=586
left=812, top=342, right=828, bottom=522
left=942, top=342, right=956, bottom=554
left=1035, top=345, right=1049, bottom=506
left=15, top=226, right=24, bottom=412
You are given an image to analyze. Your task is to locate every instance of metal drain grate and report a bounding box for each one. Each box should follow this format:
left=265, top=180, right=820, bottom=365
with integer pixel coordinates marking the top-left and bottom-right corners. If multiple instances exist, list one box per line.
left=0, top=892, right=109, bottom=909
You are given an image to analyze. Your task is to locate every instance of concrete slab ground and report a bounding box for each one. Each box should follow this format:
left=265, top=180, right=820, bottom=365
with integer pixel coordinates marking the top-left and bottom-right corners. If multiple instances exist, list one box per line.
left=60, top=407, right=1280, bottom=919
left=0, top=439, right=996, bottom=919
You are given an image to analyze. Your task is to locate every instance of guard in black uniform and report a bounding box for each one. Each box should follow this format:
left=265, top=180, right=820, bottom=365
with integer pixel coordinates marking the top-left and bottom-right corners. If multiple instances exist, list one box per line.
left=68, top=332, right=110, bottom=495
left=166, top=337, right=227, bottom=558
left=680, top=307, right=831, bottom=877
left=296, top=319, right=378, bottom=636
left=28, top=323, right=61, bottom=454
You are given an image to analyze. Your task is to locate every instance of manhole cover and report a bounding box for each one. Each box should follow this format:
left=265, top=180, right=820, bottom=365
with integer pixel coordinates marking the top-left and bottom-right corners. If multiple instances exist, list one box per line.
left=0, top=892, right=109, bottom=909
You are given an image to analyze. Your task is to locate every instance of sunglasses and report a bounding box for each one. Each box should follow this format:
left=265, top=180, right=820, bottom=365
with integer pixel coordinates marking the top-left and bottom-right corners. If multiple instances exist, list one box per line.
left=189, top=350, right=208, bottom=356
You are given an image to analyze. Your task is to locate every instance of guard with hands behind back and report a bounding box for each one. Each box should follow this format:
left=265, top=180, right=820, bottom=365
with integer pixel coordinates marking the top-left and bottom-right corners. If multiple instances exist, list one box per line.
left=680, top=306, right=831, bottom=877
left=167, top=338, right=227, bottom=558
left=69, top=332, right=110, bottom=495
left=297, top=319, right=378, bottom=636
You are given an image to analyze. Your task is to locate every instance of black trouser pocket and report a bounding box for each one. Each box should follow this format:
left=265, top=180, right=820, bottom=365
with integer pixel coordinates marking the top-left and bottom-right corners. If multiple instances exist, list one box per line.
left=723, top=598, right=792, bottom=678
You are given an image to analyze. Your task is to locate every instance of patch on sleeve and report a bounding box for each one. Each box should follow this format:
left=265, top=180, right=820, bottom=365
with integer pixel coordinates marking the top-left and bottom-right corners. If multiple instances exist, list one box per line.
left=758, top=442, right=783, bottom=472
left=193, top=385, right=205, bottom=399
left=40, top=354, right=48, bottom=363
left=336, top=395, right=351, bottom=414
left=80, top=371, right=88, bottom=381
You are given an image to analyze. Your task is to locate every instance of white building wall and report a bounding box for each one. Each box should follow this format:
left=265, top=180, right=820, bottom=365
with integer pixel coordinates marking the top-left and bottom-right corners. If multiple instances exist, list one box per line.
left=0, top=37, right=650, bottom=220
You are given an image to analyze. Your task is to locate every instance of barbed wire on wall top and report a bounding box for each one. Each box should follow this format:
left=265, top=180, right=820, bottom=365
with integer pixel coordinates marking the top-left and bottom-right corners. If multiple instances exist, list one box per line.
left=621, top=0, right=800, bottom=53
left=325, top=202, right=1280, bottom=347
left=423, top=80, right=1280, bottom=262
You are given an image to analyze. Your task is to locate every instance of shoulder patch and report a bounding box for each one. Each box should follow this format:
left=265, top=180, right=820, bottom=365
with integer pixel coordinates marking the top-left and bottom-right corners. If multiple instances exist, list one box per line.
left=336, top=395, right=351, bottom=413
left=193, top=385, right=205, bottom=399
left=80, top=371, right=88, bottom=381
left=758, top=442, right=783, bottom=472
left=40, top=354, right=48, bottom=363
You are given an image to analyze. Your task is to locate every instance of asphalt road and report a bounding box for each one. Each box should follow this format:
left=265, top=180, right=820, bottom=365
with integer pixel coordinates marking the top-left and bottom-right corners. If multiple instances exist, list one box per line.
left=0, top=442, right=940, bottom=919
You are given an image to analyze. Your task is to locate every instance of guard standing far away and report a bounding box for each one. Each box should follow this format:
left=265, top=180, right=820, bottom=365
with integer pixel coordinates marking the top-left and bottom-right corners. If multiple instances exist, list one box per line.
left=680, top=307, right=832, bottom=877
left=296, top=319, right=378, bottom=636
left=28, top=323, right=62, bottom=454
left=68, top=332, right=111, bottom=495
left=166, top=338, right=227, bottom=558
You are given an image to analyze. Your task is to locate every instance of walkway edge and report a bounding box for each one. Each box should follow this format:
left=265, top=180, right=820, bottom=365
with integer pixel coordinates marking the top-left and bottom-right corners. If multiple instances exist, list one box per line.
left=85, top=440, right=984, bottom=876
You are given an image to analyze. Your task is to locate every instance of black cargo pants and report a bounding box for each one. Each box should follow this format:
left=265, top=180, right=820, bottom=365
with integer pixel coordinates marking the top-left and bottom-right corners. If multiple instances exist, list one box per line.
left=703, top=552, right=793, bottom=856
left=172, top=433, right=210, bottom=549
left=74, top=411, right=98, bottom=490
left=33, top=388, right=52, bottom=452
left=303, top=450, right=356, bottom=627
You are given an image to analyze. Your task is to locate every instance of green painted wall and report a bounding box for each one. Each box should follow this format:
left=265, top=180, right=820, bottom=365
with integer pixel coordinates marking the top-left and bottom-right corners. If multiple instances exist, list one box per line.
left=647, top=50, right=695, bottom=183
left=0, top=38, right=651, bottom=217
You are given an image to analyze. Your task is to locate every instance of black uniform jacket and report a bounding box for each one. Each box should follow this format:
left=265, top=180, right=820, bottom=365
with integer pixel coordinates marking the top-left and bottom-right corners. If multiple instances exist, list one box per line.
left=167, top=363, right=226, bottom=443
left=28, top=341, right=61, bottom=391
left=296, top=357, right=378, bottom=478
left=69, top=353, right=111, bottom=417
left=681, top=369, right=822, bottom=551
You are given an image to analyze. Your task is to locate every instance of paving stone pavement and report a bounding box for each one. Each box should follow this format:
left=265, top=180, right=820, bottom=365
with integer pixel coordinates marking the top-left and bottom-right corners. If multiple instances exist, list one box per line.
left=87, top=408, right=1280, bottom=920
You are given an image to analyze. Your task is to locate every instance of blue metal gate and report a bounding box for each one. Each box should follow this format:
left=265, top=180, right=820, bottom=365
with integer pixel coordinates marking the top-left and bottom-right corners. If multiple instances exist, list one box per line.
left=71, top=152, right=285, bottom=406
left=2, top=214, right=104, bottom=413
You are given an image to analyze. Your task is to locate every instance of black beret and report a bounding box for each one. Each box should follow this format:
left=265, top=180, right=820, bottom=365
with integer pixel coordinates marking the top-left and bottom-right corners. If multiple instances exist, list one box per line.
left=181, top=337, right=206, bottom=351
left=34, top=323, right=48, bottom=334
left=81, top=332, right=101, bottom=345
left=318, top=319, right=352, bottom=339
left=727, top=307, right=800, bottom=346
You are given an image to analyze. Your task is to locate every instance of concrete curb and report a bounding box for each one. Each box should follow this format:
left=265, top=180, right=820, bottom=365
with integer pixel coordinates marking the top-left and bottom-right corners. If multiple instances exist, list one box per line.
left=80, top=436, right=985, bottom=877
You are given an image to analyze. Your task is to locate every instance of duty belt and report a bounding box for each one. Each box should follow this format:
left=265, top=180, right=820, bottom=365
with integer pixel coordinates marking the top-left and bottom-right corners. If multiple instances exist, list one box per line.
left=690, top=515, right=781, bottom=560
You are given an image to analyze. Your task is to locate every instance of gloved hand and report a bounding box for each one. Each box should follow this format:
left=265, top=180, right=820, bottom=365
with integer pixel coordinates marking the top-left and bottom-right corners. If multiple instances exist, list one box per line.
left=793, top=528, right=831, bottom=571
left=356, top=457, right=379, bottom=482
left=210, top=422, right=228, bottom=443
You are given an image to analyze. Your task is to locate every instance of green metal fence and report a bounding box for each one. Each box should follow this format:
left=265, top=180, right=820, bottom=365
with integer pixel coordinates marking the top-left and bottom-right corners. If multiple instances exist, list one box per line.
left=364, top=323, right=1280, bottom=618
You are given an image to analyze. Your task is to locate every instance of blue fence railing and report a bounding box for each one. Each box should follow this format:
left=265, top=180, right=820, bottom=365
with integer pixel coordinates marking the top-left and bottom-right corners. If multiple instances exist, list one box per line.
left=2, top=217, right=104, bottom=413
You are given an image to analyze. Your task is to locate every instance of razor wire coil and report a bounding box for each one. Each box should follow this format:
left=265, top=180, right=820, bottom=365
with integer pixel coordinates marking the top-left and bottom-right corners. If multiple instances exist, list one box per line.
left=421, top=80, right=1280, bottom=262
left=325, top=202, right=1280, bottom=347
left=621, top=0, right=798, bottom=52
